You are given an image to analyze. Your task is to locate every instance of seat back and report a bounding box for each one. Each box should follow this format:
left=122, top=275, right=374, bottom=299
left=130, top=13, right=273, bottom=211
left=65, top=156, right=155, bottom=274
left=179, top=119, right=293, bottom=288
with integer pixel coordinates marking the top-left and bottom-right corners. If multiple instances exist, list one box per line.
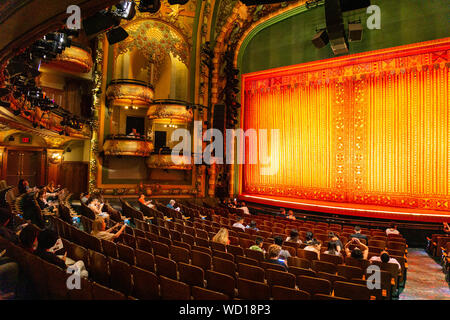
left=192, top=286, right=229, bottom=300
left=333, top=281, right=371, bottom=300
left=178, top=262, right=205, bottom=287
left=91, top=282, right=126, bottom=300
left=205, top=270, right=235, bottom=298
left=160, top=276, right=191, bottom=300
left=130, top=266, right=159, bottom=300
left=88, top=250, right=110, bottom=286
left=170, top=245, right=190, bottom=264
left=272, top=286, right=310, bottom=300
left=237, top=278, right=270, bottom=300
left=320, top=253, right=343, bottom=265
left=312, top=260, right=337, bottom=274
left=109, top=258, right=132, bottom=295
left=191, top=250, right=212, bottom=271
left=155, top=255, right=177, bottom=279
left=337, top=264, right=364, bottom=280
left=245, top=248, right=264, bottom=261
left=296, top=275, right=331, bottom=296
left=266, top=269, right=296, bottom=289
left=134, top=249, right=155, bottom=273
left=117, top=243, right=135, bottom=265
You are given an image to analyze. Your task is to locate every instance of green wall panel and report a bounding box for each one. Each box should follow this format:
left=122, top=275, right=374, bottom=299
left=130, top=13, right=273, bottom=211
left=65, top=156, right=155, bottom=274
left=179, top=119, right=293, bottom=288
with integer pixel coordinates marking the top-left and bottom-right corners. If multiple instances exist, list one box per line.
left=241, top=0, right=450, bottom=74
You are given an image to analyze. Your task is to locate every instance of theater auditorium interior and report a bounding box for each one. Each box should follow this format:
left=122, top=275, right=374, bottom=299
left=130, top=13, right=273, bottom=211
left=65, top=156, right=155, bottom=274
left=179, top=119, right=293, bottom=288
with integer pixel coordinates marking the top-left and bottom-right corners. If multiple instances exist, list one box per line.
left=0, top=0, right=449, bottom=304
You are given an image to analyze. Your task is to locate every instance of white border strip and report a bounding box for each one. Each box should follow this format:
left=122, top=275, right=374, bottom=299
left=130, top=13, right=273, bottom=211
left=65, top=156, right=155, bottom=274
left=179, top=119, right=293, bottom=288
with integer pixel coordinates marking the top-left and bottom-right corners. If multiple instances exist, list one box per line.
left=241, top=195, right=450, bottom=218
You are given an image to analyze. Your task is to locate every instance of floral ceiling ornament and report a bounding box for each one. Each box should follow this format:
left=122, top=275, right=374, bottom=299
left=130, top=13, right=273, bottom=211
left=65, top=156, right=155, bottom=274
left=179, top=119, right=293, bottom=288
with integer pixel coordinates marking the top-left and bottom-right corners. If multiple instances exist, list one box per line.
left=117, top=19, right=190, bottom=83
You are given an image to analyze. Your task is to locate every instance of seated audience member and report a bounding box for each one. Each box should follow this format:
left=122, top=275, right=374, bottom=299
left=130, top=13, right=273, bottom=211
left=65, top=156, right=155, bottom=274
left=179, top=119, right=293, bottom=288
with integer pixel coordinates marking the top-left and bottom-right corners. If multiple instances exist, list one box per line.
left=386, top=224, right=400, bottom=236
left=285, top=229, right=302, bottom=244
left=36, top=229, right=88, bottom=278
left=350, top=226, right=368, bottom=243
left=274, top=236, right=291, bottom=260
left=18, top=224, right=38, bottom=253
left=304, top=239, right=321, bottom=259
left=18, top=179, right=31, bottom=195
left=232, top=217, right=246, bottom=232
left=45, top=181, right=60, bottom=201
left=286, top=210, right=296, bottom=220
left=37, top=189, right=55, bottom=212
left=35, top=229, right=67, bottom=270
left=212, top=228, right=230, bottom=246
left=238, top=202, right=250, bottom=215
left=91, top=217, right=126, bottom=241
left=344, top=238, right=369, bottom=260
left=86, top=197, right=109, bottom=220
left=138, top=194, right=155, bottom=209
left=246, top=220, right=259, bottom=231
left=305, top=231, right=314, bottom=244
left=46, top=181, right=60, bottom=194
left=328, top=232, right=343, bottom=252
left=266, top=244, right=288, bottom=271
left=226, top=199, right=236, bottom=209
left=444, top=222, right=450, bottom=234
left=0, top=209, right=18, bottom=244
left=167, top=199, right=176, bottom=210
left=278, top=208, right=286, bottom=218
left=249, top=237, right=265, bottom=253
left=369, top=250, right=401, bottom=273
left=324, top=241, right=341, bottom=256
left=80, top=193, right=90, bottom=204
left=127, top=128, right=139, bottom=137
left=0, top=252, right=19, bottom=296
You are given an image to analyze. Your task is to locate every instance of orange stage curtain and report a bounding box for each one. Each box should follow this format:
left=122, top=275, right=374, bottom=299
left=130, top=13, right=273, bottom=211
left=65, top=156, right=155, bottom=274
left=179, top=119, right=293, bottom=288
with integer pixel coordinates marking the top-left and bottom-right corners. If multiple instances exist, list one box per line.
left=242, top=39, right=450, bottom=212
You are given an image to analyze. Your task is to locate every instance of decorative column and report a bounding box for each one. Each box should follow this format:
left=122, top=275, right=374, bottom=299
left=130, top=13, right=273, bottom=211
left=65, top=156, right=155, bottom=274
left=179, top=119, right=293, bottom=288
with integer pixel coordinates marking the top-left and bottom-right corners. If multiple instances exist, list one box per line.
left=0, top=146, right=5, bottom=180
left=207, top=162, right=217, bottom=198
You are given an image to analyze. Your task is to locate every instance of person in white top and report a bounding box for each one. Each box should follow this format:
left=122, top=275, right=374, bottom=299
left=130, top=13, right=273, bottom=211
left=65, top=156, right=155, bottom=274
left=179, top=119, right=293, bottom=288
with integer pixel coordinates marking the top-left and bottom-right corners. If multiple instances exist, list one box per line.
left=238, top=202, right=250, bottom=215
left=369, top=250, right=401, bottom=273
left=232, top=217, right=246, bottom=232
left=386, top=224, right=400, bottom=236
left=87, top=197, right=109, bottom=220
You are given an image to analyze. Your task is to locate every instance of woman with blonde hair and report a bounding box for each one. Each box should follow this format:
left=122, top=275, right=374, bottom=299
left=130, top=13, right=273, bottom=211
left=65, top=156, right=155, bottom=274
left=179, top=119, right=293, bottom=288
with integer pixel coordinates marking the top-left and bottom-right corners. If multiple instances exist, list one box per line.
left=91, top=217, right=126, bottom=241
left=212, top=228, right=230, bottom=246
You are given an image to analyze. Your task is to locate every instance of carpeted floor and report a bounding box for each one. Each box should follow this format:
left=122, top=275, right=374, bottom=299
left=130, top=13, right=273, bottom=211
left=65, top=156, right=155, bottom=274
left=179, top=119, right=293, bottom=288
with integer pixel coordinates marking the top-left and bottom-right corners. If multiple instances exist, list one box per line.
left=399, top=248, right=450, bottom=300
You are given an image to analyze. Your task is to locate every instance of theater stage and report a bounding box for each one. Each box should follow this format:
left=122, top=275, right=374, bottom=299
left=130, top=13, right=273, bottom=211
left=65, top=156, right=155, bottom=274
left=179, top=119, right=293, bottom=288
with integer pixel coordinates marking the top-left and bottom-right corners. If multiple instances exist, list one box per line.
left=239, top=194, right=450, bottom=223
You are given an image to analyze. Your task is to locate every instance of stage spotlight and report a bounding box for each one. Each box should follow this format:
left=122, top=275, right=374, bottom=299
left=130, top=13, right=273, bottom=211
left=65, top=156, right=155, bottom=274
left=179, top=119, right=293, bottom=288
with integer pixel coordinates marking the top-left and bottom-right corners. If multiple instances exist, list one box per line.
left=114, top=1, right=136, bottom=20
left=82, top=11, right=118, bottom=36
left=312, top=29, right=329, bottom=48
left=348, top=23, right=363, bottom=42
left=138, top=0, right=161, bottom=13
left=107, top=27, right=129, bottom=45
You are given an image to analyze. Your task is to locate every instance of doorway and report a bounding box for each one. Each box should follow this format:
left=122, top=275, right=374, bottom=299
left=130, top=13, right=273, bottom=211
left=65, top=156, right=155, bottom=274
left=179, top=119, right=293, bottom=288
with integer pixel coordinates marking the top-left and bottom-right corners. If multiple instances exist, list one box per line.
left=6, top=150, right=44, bottom=187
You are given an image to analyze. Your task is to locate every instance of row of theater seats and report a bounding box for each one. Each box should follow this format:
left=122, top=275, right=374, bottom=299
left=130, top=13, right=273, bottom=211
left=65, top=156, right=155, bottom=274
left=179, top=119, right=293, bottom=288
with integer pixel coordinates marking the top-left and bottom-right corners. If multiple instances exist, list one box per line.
left=2, top=188, right=409, bottom=300
left=47, top=194, right=408, bottom=300
left=426, top=233, right=450, bottom=284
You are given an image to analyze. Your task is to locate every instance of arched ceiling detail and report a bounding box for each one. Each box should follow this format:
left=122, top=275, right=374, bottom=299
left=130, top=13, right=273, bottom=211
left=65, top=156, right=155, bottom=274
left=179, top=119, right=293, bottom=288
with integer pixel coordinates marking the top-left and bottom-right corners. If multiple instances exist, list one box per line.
left=118, top=18, right=190, bottom=66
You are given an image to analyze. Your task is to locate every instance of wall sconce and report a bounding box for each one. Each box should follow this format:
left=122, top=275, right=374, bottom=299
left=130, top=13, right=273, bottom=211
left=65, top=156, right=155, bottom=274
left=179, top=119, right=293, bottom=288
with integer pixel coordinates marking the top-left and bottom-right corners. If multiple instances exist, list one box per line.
left=49, top=152, right=62, bottom=164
